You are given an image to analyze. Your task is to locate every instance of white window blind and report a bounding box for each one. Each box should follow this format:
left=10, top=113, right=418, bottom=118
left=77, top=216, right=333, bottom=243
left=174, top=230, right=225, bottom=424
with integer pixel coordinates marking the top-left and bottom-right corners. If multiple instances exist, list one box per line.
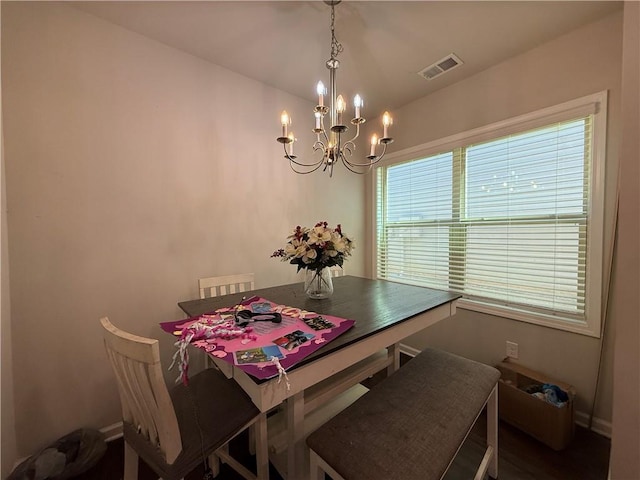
left=375, top=93, right=606, bottom=336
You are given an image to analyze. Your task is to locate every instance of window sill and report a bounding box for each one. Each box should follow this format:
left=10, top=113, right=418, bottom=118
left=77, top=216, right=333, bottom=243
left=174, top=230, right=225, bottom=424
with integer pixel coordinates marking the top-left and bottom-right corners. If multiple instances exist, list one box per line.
left=456, top=297, right=600, bottom=338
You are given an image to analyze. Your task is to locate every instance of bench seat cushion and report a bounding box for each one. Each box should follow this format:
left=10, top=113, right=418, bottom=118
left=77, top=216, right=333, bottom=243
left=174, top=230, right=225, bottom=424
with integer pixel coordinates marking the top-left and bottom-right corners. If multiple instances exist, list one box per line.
left=306, top=348, right=500, bottom=480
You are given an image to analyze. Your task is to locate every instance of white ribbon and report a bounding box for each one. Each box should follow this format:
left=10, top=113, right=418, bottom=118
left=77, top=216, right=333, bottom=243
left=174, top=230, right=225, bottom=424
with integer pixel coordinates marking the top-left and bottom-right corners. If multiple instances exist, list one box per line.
left=270, top=356, right=290, bottom=391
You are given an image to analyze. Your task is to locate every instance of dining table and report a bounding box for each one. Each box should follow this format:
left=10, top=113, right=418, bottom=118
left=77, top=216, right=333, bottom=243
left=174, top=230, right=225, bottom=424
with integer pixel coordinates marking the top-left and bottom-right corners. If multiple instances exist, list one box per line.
left=176, top=275, right=460, bottom=480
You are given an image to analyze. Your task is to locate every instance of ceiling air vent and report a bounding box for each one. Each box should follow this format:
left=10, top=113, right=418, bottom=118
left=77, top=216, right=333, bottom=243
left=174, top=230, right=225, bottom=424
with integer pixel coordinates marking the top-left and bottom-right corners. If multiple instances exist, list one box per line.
left=418, top=53, right=463, bottom=81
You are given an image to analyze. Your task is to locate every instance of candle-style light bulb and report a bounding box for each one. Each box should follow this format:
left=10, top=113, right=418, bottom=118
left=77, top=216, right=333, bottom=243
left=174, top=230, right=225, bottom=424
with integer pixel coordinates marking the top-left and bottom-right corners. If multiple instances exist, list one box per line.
left=288, top=133, right=295, bottom=155
left=336, top=95, right=345, bottom=125
left=382, top=111, right=392, bottom=138
left=316, top=81, right=326, bottom=107
left=354, top=94, right=363, bottom=119
left=370, top=134, right=378, bottom=156
left=281, top=111, right=290, bottom=137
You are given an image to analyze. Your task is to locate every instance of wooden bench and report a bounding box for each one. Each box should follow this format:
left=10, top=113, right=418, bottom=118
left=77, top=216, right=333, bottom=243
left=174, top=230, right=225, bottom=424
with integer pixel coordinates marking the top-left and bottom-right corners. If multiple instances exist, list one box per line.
left=306, top=348, right=500, bottom=480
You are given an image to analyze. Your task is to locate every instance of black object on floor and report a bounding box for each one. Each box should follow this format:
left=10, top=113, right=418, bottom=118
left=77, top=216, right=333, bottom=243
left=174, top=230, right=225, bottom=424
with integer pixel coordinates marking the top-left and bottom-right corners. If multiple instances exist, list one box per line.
left=8, top=428, right=107, bottom=480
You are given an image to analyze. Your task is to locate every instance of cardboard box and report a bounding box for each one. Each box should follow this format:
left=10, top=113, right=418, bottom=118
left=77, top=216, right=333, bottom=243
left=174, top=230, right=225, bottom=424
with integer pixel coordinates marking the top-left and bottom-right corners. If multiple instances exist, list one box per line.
left=496, top=359, right=575, bottom=450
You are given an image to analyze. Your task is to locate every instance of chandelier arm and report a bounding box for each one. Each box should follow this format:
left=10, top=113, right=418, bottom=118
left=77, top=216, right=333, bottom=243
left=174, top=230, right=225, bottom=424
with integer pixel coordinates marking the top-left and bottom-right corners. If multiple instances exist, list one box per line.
left=289, top=161, right=327, bottom=175
left=313, top=140, right=327, bottom=152
left=313, top=141, right=330, bottom=167
left=345, top=121, right=361, bottom=145
left=287, top=156, right=325, bottom=168
left=342, top=142, right=388, bottom=168
left=342, top=140, right=355, bottom=156
left=283, top=144, right=325, bottom=168
left=338, top=153, right=371, bottom=175
left=318, top=123, right=330, bottom=145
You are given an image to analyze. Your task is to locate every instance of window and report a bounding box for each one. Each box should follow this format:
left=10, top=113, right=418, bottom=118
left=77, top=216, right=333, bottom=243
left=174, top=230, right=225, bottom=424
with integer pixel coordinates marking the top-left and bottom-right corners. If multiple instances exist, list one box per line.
left=375, top=92, right=607, bottom=337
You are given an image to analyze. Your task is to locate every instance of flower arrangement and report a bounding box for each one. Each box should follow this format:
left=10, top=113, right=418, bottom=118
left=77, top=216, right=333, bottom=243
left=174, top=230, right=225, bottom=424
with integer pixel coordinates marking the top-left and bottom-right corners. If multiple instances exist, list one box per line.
left=271, top=221, right=355, bottom=272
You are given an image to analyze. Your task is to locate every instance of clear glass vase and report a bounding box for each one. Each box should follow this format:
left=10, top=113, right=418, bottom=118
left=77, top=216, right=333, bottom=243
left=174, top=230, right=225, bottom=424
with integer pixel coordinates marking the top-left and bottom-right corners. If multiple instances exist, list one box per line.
left=304, top=267, right=334, bottom=299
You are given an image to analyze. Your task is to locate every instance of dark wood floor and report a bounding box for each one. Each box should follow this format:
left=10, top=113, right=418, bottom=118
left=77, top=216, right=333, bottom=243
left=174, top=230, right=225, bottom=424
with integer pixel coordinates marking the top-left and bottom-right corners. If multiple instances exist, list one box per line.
left=75, top=417, right=610, bottom=480
left=444, top=415, right=610, bottom=480
left=76, top=356, right=610, bottom=480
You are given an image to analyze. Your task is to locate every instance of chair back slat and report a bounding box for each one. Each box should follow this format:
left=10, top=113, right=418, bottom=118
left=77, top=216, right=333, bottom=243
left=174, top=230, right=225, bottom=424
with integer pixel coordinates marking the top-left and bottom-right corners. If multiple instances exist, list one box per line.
left=116, top=352, right=157, bottom=442
left=199, top=273, right=255, bottom=299
left=105, top=348, right=135, bottom=422
left=101, top=317, right=183, bottom=464
left=131, top=360, right=161, bottom=444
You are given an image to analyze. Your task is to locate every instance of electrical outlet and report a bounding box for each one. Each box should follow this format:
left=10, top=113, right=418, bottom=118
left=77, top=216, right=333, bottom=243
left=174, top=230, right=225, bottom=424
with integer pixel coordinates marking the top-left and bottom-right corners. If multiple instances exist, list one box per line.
left=506, top=341, right=519, bottom=359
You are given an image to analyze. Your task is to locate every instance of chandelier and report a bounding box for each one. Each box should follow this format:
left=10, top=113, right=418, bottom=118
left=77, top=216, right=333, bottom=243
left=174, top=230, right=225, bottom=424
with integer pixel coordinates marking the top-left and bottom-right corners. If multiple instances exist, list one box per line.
left=276, top=0, right=394, bottom=177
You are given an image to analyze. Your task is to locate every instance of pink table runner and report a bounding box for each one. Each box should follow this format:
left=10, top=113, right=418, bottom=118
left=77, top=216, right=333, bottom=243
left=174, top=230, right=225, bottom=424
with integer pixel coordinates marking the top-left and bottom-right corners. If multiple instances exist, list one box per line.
left=160, top=295, right=355, bottom=380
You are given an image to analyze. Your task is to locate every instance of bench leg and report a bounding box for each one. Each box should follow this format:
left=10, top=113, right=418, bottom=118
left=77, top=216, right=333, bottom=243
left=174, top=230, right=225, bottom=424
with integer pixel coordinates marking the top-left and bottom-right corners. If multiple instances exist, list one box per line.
left=487, top=386, right=498, bottom=479
left=473, top=386, right=499, bottom=480
left=309, top=450, right=324, bottom=480
left=310, top=449, right=346, bottom=480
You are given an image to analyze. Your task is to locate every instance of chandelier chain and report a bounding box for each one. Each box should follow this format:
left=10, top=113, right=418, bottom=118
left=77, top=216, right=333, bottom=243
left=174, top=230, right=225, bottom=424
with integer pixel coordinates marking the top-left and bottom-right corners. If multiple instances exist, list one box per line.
left=330, top=4, right=343, bottom=61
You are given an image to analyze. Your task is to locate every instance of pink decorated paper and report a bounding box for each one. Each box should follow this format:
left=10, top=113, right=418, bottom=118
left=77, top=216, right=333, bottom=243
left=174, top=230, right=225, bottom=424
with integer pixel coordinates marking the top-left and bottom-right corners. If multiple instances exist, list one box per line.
left=160, top=296, right=355, bottom=380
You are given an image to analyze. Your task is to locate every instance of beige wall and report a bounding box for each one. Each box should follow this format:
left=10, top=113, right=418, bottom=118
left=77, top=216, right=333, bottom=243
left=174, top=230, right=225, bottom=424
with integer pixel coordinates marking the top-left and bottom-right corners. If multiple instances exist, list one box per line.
left=610, top=2, right=639, bottom=478
left=1, top=3, right=366, bottom=458
left=1, top=0, right=18, bottom=471
left=1, top=0, right=633, bottom=471
left=366, top=11, right=624, bottom=425
left=1, top=141, right=16, bottom=479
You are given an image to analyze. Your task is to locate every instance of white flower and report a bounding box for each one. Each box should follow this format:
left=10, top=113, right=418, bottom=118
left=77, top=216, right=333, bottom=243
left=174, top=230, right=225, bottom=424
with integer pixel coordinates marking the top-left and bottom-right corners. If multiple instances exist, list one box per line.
left=343, top=237, right=354, bottom=254
left=284, top=239, right=300, bottom=256
left=272, top=222, right=355, bottom=271
left=309, top=226, right=332, bottom=245
left=325, top=248, right=338, bottom=257
left=333, top=237, right=347, bottom=253
left=302, top=247, right=318, bottom=263
left=295, top=244, right=308, bottom=258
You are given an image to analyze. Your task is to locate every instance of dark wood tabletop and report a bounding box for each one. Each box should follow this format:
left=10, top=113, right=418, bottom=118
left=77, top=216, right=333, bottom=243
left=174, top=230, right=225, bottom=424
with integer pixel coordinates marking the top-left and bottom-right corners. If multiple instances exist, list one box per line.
left=178, top=276, right=459, bottom=373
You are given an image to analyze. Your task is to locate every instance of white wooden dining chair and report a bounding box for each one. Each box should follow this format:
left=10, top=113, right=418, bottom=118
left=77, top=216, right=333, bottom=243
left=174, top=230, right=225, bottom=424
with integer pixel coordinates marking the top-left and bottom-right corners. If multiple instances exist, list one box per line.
left=100, top=317, right=269, bottom=480
left=198, top=273, right=256, bottom=369
left=199, top=273, right=255, bottom=299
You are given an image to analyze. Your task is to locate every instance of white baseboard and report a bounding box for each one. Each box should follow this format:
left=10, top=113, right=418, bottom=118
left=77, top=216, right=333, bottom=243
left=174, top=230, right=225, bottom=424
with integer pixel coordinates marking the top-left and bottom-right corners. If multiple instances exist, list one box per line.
left=399, top=344, right=421, bottom=358
left=398, top=343, right=612, bottom=439
left=575, top=411, right=612, bottom=438
left=101, top=421, right=123, bottom=442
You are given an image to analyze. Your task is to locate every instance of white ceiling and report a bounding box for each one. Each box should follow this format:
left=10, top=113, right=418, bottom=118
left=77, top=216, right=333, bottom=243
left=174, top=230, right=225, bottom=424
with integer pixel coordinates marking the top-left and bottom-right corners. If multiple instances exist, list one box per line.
left=71, top=1, right=622, bottom=116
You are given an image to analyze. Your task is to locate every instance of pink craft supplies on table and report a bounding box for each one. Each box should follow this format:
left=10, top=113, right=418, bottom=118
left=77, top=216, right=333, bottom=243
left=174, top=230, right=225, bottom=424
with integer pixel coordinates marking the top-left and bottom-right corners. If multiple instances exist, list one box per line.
left=160, top=295, right=355, bottom=382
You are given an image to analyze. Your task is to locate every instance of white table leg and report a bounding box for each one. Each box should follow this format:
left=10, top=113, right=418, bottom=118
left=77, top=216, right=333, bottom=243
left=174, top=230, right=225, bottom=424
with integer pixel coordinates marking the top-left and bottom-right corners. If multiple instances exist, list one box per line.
left=254, top=413, right=270, bottom=480
left=286, top=391, right=306, bottom=479
left=387, top=343, right=400, bottom=376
